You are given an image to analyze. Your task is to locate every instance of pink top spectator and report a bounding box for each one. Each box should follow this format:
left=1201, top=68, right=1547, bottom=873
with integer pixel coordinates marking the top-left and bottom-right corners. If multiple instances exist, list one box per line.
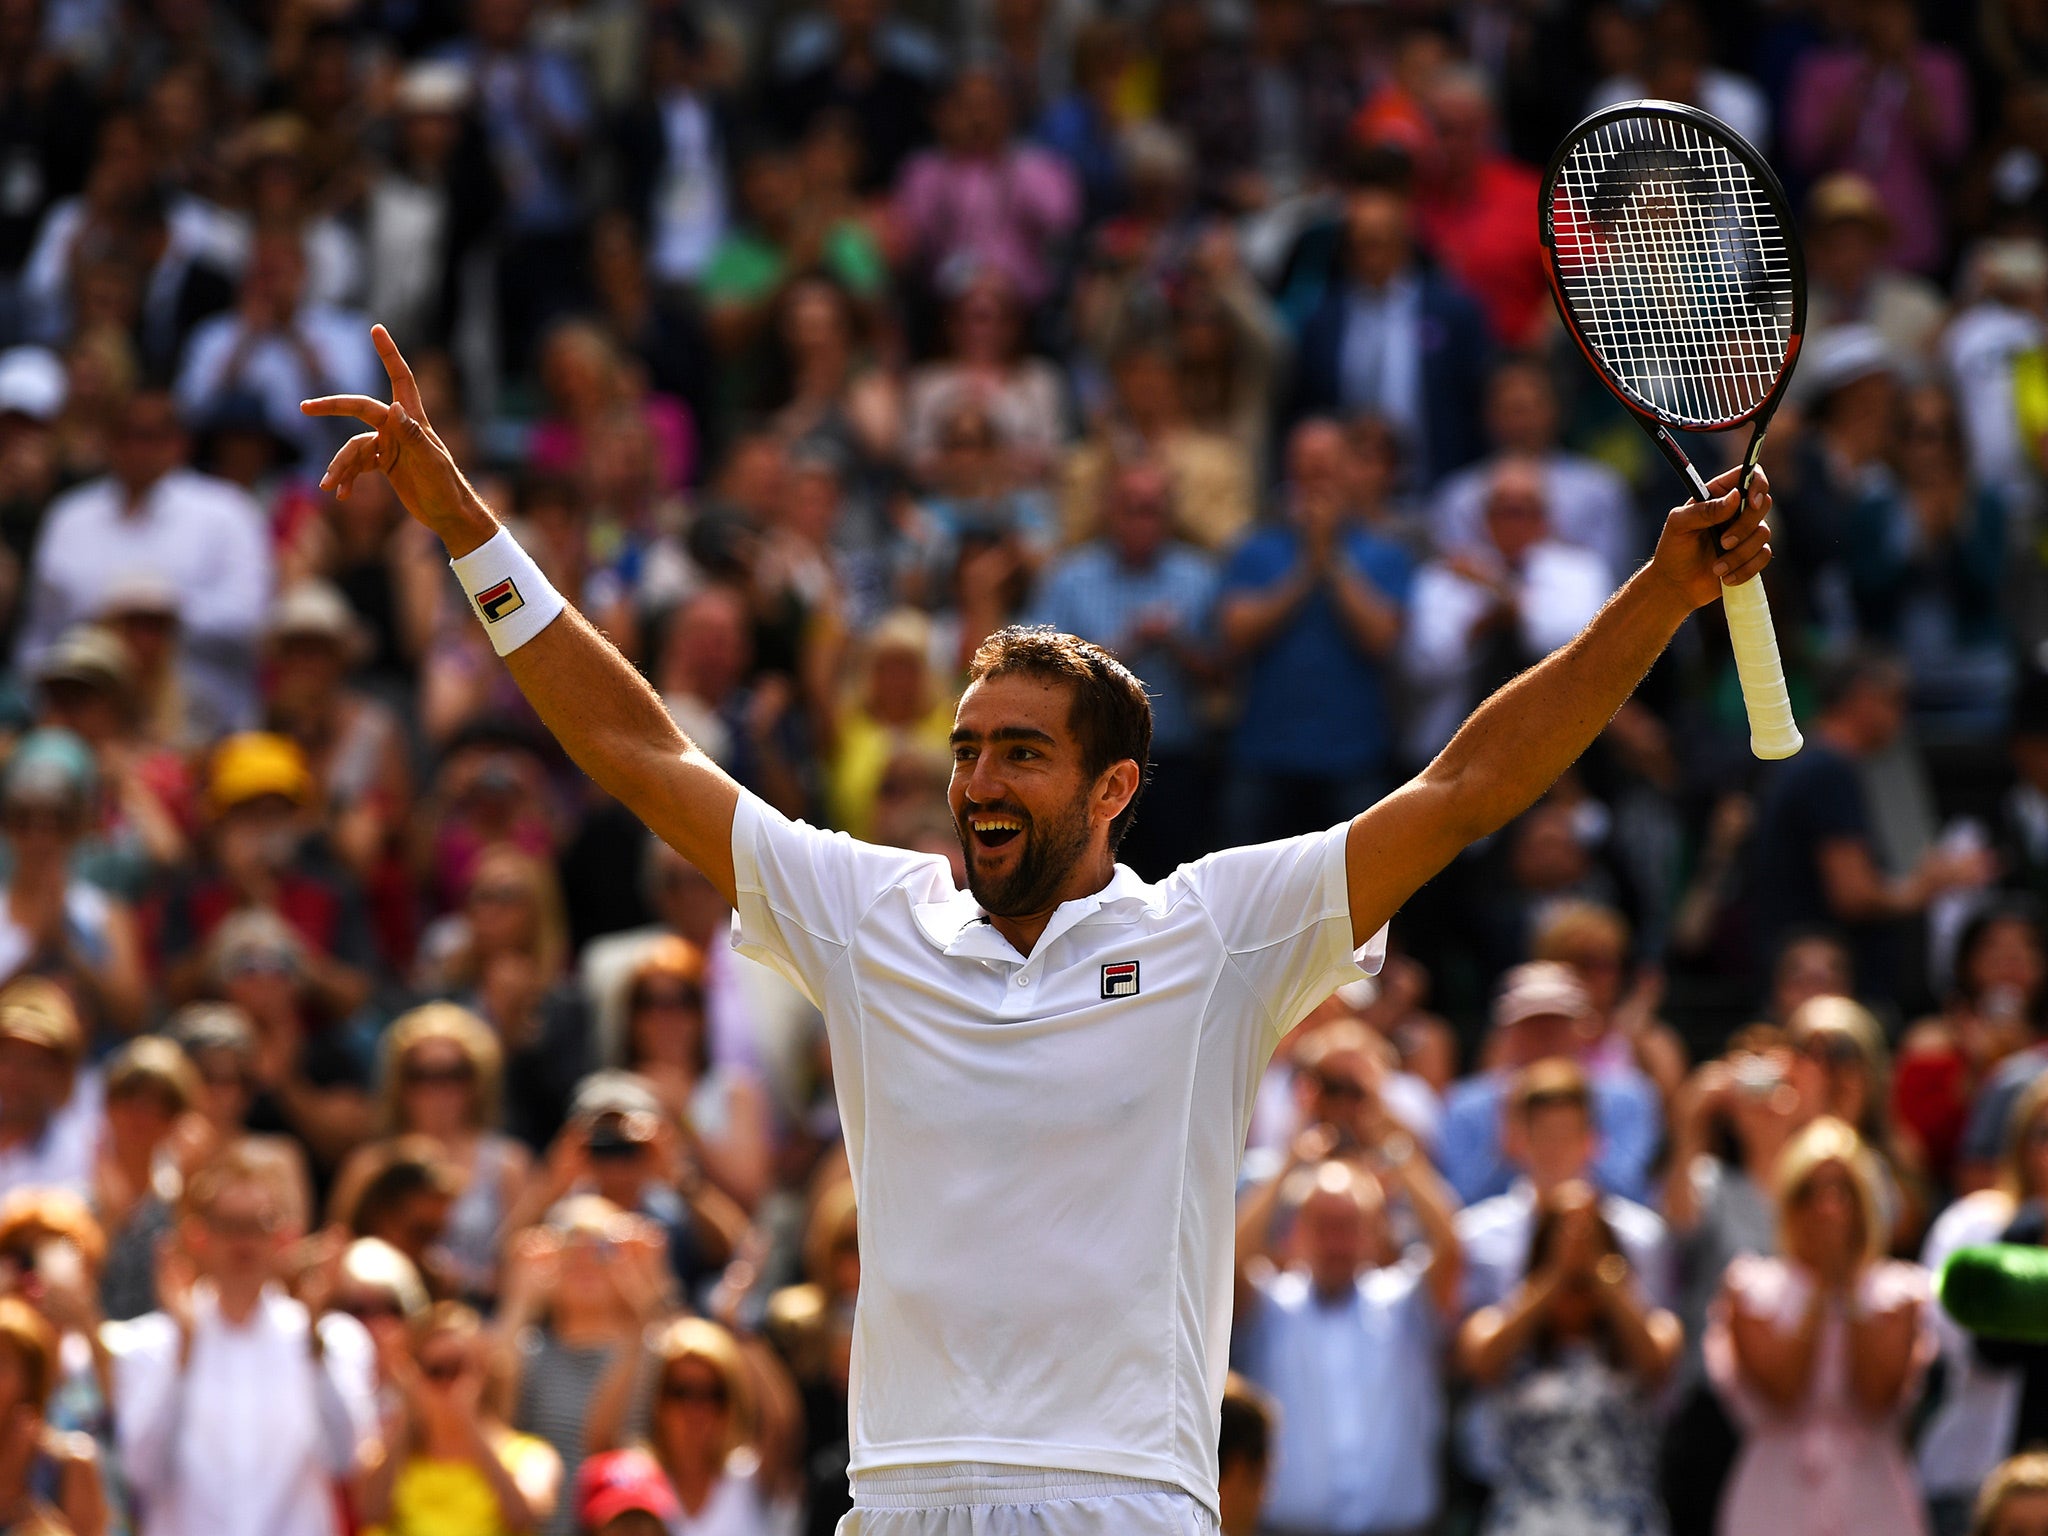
left=1705, top=1254, right=1935, bottom=1536
left=1786, top=43, right=1970, bottom=276
left=891, top=147, right=1081, bottom=305
left=528, top=394, right=697, bottom=492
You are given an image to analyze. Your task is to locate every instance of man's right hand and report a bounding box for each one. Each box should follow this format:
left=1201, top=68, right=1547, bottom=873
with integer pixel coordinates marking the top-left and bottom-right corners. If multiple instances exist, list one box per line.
left=301, top=326, right=496, bottom=556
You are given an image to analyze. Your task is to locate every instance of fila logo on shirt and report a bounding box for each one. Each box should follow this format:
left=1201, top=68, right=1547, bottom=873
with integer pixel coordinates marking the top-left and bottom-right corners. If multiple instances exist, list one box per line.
left=1101, top=962, right=1140, bottom=999
left=476, top=578, right=525, bottom=623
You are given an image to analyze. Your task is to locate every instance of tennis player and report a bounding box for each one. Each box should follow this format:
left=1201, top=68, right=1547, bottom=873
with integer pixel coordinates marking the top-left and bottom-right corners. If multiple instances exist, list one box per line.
left=304, top=327, right=1773, bottom=1536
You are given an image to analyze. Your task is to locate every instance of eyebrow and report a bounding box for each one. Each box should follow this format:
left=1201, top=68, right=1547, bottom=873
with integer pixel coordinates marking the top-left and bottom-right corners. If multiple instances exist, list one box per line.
left=949, top=725, right=1059, bottom=747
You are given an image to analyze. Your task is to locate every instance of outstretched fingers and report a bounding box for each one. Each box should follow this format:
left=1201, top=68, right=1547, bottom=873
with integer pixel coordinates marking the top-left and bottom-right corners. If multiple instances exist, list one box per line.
left=300, top=394, right=391, bottom=427
left=371, top=324, right=426, bottom=420
left=319, top=432, right=380, bottom=499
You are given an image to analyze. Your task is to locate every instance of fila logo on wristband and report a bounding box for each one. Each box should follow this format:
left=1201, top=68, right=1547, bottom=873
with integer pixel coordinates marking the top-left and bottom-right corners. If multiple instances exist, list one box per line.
left=475, top=578, right=525, bottom=622
left=1101, top=962, right=1140, bottom=999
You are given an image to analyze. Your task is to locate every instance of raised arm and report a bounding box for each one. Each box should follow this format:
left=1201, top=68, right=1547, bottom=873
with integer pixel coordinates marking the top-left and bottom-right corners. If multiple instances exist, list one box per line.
left=303, top=328, right=742, bottom=904
left=1344, top=468, right=1775, bottom=945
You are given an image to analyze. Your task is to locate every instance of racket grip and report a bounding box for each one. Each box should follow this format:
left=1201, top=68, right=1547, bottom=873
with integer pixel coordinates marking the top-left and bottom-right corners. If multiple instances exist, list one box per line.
left=1720, top=576, right=1802, bottom=760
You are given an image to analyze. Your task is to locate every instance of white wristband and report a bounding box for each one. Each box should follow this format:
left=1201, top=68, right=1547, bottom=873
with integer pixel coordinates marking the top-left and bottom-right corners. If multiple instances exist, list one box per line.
left=450, top=527, right=567, bottom=657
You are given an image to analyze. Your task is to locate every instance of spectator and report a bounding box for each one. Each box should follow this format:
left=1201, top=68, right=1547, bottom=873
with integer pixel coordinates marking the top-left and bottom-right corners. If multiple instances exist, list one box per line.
left=1027, top=458, right=1216, bottom=876
left=174, top=225, right=379, bottom=470
left=435, top=0, right=595, bottom=371
left=18, top=389, right=272, bottom=737
left=1787, top=0, right=1970, bottom=276
left=1919, top=1075, right=2048, bottom=1533
left=1801, top=174, right=1947, bottom=386
left=1786, top=996, right=1921, bottom=1245
left=1413, top=67, right=1546, bottom=349
left=0, top=1294, right=105, bottom=1536
left=0, top=727, right=146, bottom=1042
left=770, top=0, right=937, bottom=195
left=902, top=271, right=1065, bottom=490
left=1586, top=1, right=1770, bottom=151
left=1747, top=650, right=1993, bottom=997
left=1232, top=1139, right=1462, bottom=1536
left=574, top=1447, right=679, bottom=1536
left=1705, top=1117, right=1933, bottom=1536
left=359, top=1298, right=562, bottom=1536
left=585, top=1316, right=788, bottom=1535
left=1060, top=340, right=1254, bottom=553
left=0, top=979, right=95, bottom=1203
left=1217, top=418, right=1411, bottom=844
left=1429, top=357, right=1638, bottom=581
left=1439, top=962, right=1663, bottom=1206
left=158, top=731, right=376, bottom=1019
left=1532, top=900, right=1688, bottom=1107
left=1456, top=1180, right=1681, bottom=1536
left=1457, top=1058, right=1672, bottom=1318
left=1949, top=240, right=2047, bottom=502
left=1972, top=1453, right=2048, bottom=1536
left=610, top=943, right=772, bottom=1215
left=527, top=320, right=694, bottom=497
left=497, top=1198, right=668, bottom=1536
left=330, top=1005, right=532, bottom=1305
left=364, top=62, right=500, bottom=358
left=1895, top=901, right=2044, bottom=1190
left=109, top=1138, right=379, bottom=1536
left=1288, top=181, right=1491, bottom=487
left=891, top=66, right=1079, bottom=311
left=821, top=609, right=954, bottom=844
left=1216, top=1373, right=1273, bottom=1536
left=612, top=16, right=728, bottom=293
left=1402, top=455, right=1614, bottom=764
left=93, top=1036, right=204, bottom=1323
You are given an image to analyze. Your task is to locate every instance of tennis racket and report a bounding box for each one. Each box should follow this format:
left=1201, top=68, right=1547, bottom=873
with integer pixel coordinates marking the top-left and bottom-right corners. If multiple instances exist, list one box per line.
left=1539, top=100, right=1805, bottom=760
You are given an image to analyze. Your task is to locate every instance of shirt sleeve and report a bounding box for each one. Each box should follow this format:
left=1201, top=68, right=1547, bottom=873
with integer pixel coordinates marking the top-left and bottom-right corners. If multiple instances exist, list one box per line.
left=729, top=790, right=953, bottom=1009
left=108, top=1313, right=184, bottom=1501
left=1169, top=821, right=1384, bottom=1038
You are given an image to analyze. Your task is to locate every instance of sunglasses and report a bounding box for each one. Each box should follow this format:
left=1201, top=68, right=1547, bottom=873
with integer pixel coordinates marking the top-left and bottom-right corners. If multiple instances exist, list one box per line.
left=633, top=988, right=702, bottom=1012
left=469, top=883, right=530, bottom=906
left=660, top=1379, right=728, bottom=1408
left=337, top=1294, right=405, bottom=1322
left=1314, top=1072, right=1366, bottom=1102
left=420, top=1357, right=466, bottom=1384
left=403, top=1060, right=476, bottom=1087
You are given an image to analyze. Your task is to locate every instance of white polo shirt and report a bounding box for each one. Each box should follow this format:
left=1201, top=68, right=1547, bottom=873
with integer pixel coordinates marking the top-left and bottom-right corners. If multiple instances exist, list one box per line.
left=730, top=793, right=1384, bottom=1515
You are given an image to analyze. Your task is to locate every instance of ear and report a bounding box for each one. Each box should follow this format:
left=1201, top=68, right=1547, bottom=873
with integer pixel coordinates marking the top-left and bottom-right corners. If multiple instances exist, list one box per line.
left=1093, top=759, right=1142, bottom=829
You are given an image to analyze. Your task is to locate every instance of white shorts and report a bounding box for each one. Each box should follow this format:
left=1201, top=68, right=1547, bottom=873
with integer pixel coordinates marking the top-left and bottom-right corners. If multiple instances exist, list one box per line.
left=835, top=1462, right=1220, bottom=1536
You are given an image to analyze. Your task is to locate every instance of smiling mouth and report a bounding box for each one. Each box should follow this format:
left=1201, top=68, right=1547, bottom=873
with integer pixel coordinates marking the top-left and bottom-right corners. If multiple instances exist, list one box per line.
left=967, top=813, right=1025, bottom=851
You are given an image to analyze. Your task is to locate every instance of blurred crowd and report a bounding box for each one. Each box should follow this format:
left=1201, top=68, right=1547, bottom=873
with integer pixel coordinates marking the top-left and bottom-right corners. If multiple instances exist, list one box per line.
left=5, top=0, right=2048, bottom=1534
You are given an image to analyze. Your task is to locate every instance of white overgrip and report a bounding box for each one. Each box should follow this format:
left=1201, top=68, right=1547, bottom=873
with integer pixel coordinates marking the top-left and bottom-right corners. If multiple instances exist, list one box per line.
left=1720, top=574, right=1802, bottom=759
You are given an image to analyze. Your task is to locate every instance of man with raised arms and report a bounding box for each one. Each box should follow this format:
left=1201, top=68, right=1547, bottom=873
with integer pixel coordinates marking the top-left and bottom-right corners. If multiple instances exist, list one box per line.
left=304, top=326, right=1775, bottom=1536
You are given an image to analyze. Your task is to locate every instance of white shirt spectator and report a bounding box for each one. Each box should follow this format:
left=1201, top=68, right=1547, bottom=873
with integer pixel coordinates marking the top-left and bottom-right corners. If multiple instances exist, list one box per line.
left=730, top=793, right=1383, bottom=1518
left=18, top=468, right=273, bottom=733
left=175, top=305, right=381, bottom=462
left=1588, top=70, right=1771, bottom=152
left=1431, top=452, right=1638, bottom=581
left=1916, top=1191, right=2022, bottom=1503
left=1945, top=296, right=2043, bottom=499
left=109, top=1284, right=378, bottom=1536
left=1458, top=1179, right=1673, bottom=1313
left=0, top=1067, right=100, bottom=1202
left=1401, top=541, right=1614, bottom=762
left=1234, top=1255, right=1445, bottom=1533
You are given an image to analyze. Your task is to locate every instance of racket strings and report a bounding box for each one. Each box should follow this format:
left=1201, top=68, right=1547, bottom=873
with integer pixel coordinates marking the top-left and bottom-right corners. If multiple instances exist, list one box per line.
left=1551, top=114, right=1794, bottom=428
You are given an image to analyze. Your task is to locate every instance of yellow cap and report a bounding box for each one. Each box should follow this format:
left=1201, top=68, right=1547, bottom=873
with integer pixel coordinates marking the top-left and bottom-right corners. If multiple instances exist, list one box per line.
left=209, top=732, right=312, bottom=814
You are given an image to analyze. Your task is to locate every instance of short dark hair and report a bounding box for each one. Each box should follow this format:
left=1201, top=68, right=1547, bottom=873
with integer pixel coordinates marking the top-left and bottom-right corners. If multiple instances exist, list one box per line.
left=1219, top=1374, right=1273, bottom=1474
left=1816, top=646, right=1905, bottom=714
left=966, top=626, right=1153, bottom=852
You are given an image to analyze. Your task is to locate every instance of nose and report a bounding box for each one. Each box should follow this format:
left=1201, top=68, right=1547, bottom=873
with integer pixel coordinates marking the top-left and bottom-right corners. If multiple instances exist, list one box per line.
left=962, top=752, right=1010, bottom=807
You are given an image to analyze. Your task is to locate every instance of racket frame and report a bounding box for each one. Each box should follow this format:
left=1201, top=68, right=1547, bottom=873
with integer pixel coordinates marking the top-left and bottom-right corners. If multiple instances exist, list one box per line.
left=1537, top=99, right=1807, bottom=758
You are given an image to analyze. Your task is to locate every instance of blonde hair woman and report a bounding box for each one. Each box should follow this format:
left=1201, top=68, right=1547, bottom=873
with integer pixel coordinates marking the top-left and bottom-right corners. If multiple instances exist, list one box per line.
left=822, top=610, right=955, bottom=841
left=1706, top=1118, right=1934, bottom=1536
left=1786, top=994, right=1924, bottom=1245
left=331, top=1005, right=533, bottom=1301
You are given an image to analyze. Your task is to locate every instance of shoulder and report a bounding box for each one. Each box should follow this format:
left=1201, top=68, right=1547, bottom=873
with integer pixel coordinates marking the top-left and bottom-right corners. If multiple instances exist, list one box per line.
left=39, top=476, right=112, bottom=529
left=1923, top=1190, right=2014, bottom=1265
left=1456, top=1190, right=1527, bottom=1240
left=1221, top=528, right=1292, bottom=577
left=1444, top=1071, right=1505, bottom=1118
left=1601, top=1193, right=1670, bottom=1246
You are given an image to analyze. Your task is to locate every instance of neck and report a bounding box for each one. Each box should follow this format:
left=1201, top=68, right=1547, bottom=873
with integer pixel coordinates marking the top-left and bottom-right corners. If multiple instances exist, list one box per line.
left=986, top=848, right=1117, bottom=956
left=213, top=1276, right=266, bottom=1325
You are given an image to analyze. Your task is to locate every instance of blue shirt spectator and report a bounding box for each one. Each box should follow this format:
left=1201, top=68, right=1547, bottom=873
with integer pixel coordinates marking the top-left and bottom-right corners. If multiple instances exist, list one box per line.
left=1218, top=420, right=1412, bottom=844
left=1437, top=964, right=1664, bottom=1207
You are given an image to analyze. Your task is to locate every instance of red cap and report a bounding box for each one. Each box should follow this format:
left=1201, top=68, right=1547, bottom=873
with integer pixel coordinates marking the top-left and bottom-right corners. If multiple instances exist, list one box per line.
left=577, top=1449, right=681, bottom=1530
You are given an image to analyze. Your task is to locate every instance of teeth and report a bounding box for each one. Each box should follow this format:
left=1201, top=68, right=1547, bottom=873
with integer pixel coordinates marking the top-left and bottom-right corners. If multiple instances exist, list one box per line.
left=972, top=816, right=1023, bottom=833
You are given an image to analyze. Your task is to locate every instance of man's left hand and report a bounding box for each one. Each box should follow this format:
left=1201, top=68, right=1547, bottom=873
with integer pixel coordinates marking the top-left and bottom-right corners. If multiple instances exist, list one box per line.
left=1647, top=465, right=1774, bottom=612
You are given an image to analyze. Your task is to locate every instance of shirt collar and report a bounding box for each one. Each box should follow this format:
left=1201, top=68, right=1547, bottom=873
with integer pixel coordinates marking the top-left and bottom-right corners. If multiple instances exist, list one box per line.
left=912, top=864, right=1155, bottom=962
